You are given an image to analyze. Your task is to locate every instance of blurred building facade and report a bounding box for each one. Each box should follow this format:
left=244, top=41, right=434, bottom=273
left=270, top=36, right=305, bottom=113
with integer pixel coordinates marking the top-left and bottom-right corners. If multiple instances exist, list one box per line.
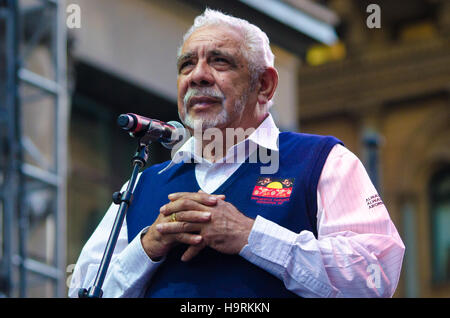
left=298, top=0, right=450, bottom=297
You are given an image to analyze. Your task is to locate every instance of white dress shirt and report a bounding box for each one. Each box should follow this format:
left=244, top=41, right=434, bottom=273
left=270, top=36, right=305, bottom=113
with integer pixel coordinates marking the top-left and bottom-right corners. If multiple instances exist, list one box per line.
left=68, top=114, right=405, bottom=298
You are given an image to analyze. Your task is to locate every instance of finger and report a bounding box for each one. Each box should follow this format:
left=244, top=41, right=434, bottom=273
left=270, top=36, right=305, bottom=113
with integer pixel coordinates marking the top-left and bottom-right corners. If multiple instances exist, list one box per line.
left=160, top=198, right=212, bottom=215
left=170, top=210, right=211, bottom=223
left=167, top=192, right=220, bottom=205
left=198, top=189, right=226, bottom=200
left=156, top=221, right=203, bottom=234
left=172, top=233, right=203, bottom=246
left=181, top=242, right=206, bottom=262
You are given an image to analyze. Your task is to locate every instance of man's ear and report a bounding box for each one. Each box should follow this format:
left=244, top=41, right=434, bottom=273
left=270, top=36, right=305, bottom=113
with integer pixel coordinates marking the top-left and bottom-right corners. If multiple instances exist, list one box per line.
left=257, top=67, right=278, bottom=106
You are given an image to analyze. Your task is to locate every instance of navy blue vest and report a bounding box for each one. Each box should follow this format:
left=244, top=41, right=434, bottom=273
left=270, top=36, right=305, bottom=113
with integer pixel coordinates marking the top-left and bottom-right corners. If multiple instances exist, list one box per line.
left=126, top=132, right=342, bottom=297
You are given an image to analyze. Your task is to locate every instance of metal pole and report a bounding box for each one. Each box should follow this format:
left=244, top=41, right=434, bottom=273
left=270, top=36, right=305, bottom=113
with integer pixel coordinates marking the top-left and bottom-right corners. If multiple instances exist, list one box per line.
left=0, top=0, right=18, bottom=297
left=12, top=0, right=28, bottom=298
left=54, top=0, right=68, bottom=297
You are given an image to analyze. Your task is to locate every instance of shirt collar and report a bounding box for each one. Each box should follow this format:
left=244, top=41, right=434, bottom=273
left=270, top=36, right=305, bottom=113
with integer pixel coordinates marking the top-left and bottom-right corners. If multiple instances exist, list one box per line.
left=158, top=113, right=279, bottom=174
left=247, top=113, right=279, bottom=151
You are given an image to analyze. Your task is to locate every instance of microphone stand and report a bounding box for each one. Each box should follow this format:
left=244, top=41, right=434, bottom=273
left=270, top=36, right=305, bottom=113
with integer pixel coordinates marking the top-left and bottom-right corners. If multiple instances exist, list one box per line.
left=78, top=137, right=150, bottom=298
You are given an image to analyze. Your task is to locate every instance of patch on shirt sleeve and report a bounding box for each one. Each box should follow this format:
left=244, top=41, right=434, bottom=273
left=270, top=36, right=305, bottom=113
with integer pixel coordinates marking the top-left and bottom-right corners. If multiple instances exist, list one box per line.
left=251, top=177, right=294, bottom=205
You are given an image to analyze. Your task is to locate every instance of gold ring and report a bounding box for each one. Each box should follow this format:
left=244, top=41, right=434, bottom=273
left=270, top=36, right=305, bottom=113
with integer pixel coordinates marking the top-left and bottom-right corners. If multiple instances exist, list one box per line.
left=170, top=213, right=177, bottom=222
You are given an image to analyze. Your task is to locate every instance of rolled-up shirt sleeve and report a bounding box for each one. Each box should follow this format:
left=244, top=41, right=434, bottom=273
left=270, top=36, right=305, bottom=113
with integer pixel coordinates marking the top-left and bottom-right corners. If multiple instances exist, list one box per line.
left=239, top=144, right=405, bottom=297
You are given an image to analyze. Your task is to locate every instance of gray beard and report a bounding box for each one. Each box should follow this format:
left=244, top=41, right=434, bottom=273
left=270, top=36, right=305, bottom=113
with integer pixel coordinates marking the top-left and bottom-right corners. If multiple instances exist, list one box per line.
left=180, top=89, right=248, bottom=131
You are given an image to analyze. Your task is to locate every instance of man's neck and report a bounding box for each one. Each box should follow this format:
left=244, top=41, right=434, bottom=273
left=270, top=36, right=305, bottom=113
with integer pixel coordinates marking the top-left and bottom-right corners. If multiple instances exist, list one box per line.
left=192, top=113, right=269, bottom=163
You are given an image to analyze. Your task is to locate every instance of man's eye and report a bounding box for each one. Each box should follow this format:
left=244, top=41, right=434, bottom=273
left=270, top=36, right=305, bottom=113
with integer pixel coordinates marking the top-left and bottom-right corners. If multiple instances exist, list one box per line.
left=179, top=61, right=194, bottom=72
left=213, top=57, right=228, bottom=64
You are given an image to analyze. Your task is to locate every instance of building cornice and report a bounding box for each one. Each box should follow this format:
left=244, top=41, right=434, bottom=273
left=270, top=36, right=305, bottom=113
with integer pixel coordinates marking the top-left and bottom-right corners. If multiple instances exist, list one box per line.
left=298, top=36, right=450, bottom=120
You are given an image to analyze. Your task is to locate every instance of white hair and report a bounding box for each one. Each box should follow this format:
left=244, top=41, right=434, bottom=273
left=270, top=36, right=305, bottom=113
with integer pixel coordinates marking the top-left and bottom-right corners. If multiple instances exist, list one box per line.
left=179, top=9, right=275, bottom=108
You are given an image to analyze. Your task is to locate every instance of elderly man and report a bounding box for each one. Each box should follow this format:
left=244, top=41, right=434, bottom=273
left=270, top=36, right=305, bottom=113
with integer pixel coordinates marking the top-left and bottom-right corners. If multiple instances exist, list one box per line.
left=70, top=9, right=405, bottom=298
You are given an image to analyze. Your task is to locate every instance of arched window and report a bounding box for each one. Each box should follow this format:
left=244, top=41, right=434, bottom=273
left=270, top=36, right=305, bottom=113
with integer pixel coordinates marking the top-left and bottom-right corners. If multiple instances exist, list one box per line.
left=429, top=167, right=450, bottom=285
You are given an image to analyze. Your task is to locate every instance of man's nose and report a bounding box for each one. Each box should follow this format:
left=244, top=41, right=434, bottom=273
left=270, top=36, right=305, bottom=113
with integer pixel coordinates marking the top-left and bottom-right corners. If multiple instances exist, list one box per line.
left=189, top=60, right=214, bottom=87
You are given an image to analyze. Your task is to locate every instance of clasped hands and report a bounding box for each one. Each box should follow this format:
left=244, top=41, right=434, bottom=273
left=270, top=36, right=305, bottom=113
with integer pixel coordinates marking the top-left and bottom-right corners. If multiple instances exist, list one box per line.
left=141, top=191, right=254, bottom=262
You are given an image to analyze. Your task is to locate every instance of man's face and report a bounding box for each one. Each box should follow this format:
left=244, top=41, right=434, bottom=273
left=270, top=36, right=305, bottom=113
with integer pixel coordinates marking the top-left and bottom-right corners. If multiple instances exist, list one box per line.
left=177, top=25, right=256, bottom=131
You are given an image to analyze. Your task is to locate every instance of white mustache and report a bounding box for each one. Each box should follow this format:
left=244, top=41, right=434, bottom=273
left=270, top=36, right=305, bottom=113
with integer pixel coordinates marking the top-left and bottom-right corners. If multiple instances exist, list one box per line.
left=183, top=88, right=225, bottom=107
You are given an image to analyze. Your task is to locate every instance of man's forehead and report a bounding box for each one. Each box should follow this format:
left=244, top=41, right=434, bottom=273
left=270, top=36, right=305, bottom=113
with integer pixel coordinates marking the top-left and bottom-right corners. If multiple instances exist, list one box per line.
left=181, top=25, right=244, bottom=54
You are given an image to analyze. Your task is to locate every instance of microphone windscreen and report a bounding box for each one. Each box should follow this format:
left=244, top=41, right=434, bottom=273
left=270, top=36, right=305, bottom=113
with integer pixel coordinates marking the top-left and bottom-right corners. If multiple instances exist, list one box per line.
left=162, top=121, right=187, bottom=149
left=117, top=114, right=132, bottom=129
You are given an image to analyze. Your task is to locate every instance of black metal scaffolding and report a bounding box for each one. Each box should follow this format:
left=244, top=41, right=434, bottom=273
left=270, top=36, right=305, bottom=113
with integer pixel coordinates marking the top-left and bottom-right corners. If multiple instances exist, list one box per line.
left=0, top=0, right=68, bottom=297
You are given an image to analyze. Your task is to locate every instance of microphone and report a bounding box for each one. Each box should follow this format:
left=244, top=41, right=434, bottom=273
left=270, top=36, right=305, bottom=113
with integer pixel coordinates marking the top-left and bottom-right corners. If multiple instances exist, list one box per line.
left=117, top=113, right=186, bottom=149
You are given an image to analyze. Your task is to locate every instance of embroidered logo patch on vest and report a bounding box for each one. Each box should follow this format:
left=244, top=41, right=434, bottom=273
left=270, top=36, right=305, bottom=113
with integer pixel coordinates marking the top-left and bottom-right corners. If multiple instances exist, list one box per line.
left=251, top=177, right=294, bottom=205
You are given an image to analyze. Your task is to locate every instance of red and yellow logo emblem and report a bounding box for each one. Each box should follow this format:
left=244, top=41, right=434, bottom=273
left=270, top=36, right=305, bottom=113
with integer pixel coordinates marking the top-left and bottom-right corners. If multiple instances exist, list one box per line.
left=252, top=177, right=294, bottom=205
